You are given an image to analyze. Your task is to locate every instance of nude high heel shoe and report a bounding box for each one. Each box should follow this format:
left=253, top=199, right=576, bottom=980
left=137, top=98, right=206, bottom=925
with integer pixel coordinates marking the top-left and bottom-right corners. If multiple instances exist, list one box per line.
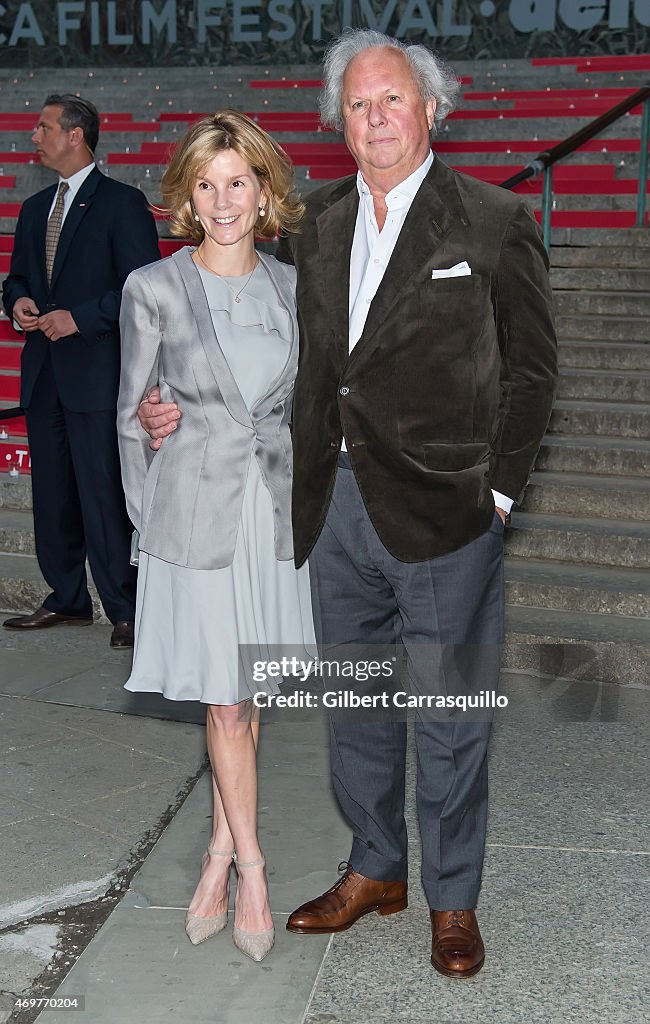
left=232, top=855, right=275, bottom=962
left=184, top=847, right=234, bottom=945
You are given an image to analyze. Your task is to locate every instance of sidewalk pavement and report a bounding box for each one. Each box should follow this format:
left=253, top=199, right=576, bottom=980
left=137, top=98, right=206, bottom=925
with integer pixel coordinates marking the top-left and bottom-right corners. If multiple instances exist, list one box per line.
left=0, top=625, right=648, bottom=1024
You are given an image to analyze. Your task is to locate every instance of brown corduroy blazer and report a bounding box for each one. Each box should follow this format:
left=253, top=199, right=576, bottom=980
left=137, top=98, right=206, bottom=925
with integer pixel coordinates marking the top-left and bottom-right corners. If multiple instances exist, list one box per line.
left=277, top=157, right=558, bottom=567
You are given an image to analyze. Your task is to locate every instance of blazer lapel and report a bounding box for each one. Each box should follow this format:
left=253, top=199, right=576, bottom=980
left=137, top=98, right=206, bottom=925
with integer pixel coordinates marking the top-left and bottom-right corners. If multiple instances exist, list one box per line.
left=49, top=166, right=102, bottom=291
left=348, top=159, right=470, bottom=366
left=316, top=183, right=358, bottom=363
left=173, top=247, right=253, bottom=428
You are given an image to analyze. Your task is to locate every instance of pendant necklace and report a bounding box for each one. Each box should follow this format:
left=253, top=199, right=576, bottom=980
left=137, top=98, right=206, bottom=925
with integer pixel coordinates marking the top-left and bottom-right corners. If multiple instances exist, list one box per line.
left=195, top=247, right=259, bottom=303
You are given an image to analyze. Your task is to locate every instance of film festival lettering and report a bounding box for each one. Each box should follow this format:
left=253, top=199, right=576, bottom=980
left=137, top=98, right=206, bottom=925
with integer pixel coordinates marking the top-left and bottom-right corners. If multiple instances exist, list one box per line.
left=0, top=1, right=648, bottom=64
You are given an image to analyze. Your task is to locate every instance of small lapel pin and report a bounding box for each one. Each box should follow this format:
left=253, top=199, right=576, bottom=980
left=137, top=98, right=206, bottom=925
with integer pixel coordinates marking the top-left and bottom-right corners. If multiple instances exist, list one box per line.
left=78, top=203, right=86, bottom=207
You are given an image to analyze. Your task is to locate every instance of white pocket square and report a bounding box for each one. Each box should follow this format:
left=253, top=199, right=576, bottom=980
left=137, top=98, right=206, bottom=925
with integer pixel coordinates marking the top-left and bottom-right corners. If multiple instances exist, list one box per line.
left=431, top=261, right=471, bottom=280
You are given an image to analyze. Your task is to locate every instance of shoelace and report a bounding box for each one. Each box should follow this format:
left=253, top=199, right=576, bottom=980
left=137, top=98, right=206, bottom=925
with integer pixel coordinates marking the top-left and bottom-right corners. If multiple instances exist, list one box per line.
left=445, top=910, right=467, bottom=928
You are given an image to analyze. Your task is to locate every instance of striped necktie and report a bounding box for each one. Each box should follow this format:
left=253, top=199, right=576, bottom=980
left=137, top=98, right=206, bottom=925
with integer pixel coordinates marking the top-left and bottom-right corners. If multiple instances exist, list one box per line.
left=45, top=181, right=69, bottom=285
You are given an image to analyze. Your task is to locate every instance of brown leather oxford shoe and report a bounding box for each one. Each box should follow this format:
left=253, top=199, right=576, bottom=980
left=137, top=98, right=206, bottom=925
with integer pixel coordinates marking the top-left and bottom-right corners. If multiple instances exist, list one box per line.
left=430, top=909, right=485, bottom=978
left=110, top=620, right=134, bottom=648
left=3, top=607, right=92, bottom=630
left=287, top=867, right=407, bottom=934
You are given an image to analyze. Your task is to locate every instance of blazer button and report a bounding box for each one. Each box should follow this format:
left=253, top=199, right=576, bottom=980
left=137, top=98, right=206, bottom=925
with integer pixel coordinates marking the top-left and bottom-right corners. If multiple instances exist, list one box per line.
left=339, top=386, right=349, bottom=396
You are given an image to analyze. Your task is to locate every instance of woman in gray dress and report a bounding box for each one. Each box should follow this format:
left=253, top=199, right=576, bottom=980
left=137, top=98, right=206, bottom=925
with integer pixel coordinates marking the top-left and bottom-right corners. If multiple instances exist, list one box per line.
left=116, top=112, right=314, bottom=963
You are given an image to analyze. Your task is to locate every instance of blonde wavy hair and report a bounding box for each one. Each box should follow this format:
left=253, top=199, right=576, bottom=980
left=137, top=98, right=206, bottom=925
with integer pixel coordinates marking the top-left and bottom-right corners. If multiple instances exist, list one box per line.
left=160, top=110, right=304, bottom=242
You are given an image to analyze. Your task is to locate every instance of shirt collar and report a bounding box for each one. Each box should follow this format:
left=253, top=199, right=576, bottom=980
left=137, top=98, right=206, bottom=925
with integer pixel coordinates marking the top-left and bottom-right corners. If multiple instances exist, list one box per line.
left=356, top=150, right=434, bottom=206
left=59, top=162, right=95, bottom=196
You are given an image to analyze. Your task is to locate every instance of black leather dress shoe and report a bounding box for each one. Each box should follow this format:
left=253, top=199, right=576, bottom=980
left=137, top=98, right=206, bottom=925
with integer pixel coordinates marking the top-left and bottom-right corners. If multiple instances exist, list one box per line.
left=110, top=621, right=134, bottom=648
left=3, top=608, right=93, bottom=630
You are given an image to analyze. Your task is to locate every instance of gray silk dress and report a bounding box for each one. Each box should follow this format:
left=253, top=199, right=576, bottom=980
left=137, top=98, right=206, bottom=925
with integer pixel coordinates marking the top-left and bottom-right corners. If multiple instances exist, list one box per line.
left=124, top=261, right=315, bottom=705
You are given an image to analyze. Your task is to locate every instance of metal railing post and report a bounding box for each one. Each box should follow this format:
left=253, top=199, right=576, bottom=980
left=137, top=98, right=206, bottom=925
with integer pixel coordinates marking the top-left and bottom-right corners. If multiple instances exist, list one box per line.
left=542, top=165, right=553, bottom=252
left=637, top=98, right=650, bottom=228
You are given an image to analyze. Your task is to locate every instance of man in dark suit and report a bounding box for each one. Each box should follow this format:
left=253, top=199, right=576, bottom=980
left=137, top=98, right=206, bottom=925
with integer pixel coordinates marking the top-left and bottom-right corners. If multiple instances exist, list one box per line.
left=137, top=32, right=557, bottom=975
left=2, top=94, right=160, bottom=646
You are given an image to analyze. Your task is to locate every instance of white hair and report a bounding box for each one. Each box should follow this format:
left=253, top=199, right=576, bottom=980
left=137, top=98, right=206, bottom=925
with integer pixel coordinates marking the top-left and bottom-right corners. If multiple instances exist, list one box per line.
left=319, top=29, right=462, bottom=133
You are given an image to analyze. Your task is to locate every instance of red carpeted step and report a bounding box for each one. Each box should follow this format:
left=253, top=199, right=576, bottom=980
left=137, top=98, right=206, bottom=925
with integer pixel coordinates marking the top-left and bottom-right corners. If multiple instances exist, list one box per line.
left=0, top=153, right=37, bottom=163
left=0, top=176, right=16, bottom=189
left=531, top=54, right=650, bottom=69
left=0, top=346, right=21, bottom=370
left=248, top=75, right=473, bottom=88
left=464, top=88, right=635, bottom=101
left=0, top=375, right=20, bottom=402
left=158, top=239, right=187, bottom=256
left=108, top=153, right=167, bottom=164
left=158, top=111, right=325, bottom=131
left=434, top=139, right=643, bottom=153
left=0, top=111, right=134, bottom=123
left=0, top=321, right=19, bottom=340
left=0, top=236, right=13, bottom=252
left=140, top=142, right=176, bottom=154
left=0, top=440, right=31, bottom=474
left=0, top=415, right=27, bottom=437
left=449, top=103, right=645, bottom=118
left=0, top=203, right=20, bottom=217
left=0, top=253, right=11, bottom=272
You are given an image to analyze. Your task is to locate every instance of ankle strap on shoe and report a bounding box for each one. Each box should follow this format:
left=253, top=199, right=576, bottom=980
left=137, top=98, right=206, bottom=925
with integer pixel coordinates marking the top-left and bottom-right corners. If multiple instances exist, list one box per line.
left=233, top=854, right=265, bottom=869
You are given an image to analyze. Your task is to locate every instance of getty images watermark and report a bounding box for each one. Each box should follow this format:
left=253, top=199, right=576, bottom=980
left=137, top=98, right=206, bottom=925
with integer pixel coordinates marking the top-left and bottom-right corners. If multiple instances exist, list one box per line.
left=238, top=645, right=508, bottom=722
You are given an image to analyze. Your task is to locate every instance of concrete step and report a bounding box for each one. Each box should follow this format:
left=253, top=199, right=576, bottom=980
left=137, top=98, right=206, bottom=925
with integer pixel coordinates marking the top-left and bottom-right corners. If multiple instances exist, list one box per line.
left=551, top=266, right=650, bottom=291
left=0, top=474, right=30, bottom=510
left=550, top=227, right=650, bottom=248
left=522, top=470, right=650, bottom=520
left=558, top=341, right=650, bottom=372
left=536, top=435, right=650, bottom=476
left=551, top=244, right=650, bottom=269
left=556, top=368, right=650, bottom=403
left=554, top=313, right=649, bottom=342
left=0, top=551, right=109, bottom=622
left=504, top=556, right=650, bottom=617
left=549, top=399, right=650, bottom=439
left=0, top=507, right=34, bottom=554
left=554, top=290, right=650, bottom=318
left=503, top=606, right=649, bottom=687
left=505, top=510, right=650, bottom=568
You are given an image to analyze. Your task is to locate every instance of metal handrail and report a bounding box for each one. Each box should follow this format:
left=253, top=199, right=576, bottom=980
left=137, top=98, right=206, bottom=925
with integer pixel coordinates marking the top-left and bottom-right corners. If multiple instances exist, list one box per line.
left=499, top=82, right=650, bottom=247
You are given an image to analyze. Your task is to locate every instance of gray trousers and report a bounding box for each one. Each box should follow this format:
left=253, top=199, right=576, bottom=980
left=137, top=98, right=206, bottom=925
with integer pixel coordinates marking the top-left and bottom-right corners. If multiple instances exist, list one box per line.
left=308, top=455, right=505, bottom=910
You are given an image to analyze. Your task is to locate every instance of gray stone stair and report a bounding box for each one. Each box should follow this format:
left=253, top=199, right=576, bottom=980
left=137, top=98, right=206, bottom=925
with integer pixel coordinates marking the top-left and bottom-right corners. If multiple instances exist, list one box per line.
left=554, top=313, right=649, bottom=342
left=503, top=229, right=650, bottom=685
left=551, top=267, right=650, bottom=291
left=536, top=435, right=649, bottom=476
left=556, top=368, right=650, bottom=403
left=554, top=289, right=650, bottom=318
left=522, top=470, right=650, bottom=519
left=505, top=558, right=649, bottom=619
left=505, top=511, right=650, bottom=569
left=549, top=399, right=650, bottom=438
left=558, top=341, right=650, bottom=371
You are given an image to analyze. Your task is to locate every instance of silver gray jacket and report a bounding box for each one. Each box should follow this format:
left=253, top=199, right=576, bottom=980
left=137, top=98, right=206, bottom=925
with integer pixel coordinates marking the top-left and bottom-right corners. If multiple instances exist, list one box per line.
left=117, top=247, right=298, bottom=569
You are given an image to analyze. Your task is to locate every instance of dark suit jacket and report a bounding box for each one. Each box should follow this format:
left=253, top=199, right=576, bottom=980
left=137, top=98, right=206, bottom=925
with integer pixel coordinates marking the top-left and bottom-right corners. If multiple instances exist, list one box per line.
left=2, top=167, right=160, bottom=412
left=277, top=157, right=558, bottom=567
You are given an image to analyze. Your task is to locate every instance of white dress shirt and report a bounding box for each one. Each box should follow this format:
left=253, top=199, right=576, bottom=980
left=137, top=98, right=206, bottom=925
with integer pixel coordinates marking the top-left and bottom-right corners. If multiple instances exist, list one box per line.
left=345, top=151, right=513, bottom=514
left=47, top=161, right=96, bottom=224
